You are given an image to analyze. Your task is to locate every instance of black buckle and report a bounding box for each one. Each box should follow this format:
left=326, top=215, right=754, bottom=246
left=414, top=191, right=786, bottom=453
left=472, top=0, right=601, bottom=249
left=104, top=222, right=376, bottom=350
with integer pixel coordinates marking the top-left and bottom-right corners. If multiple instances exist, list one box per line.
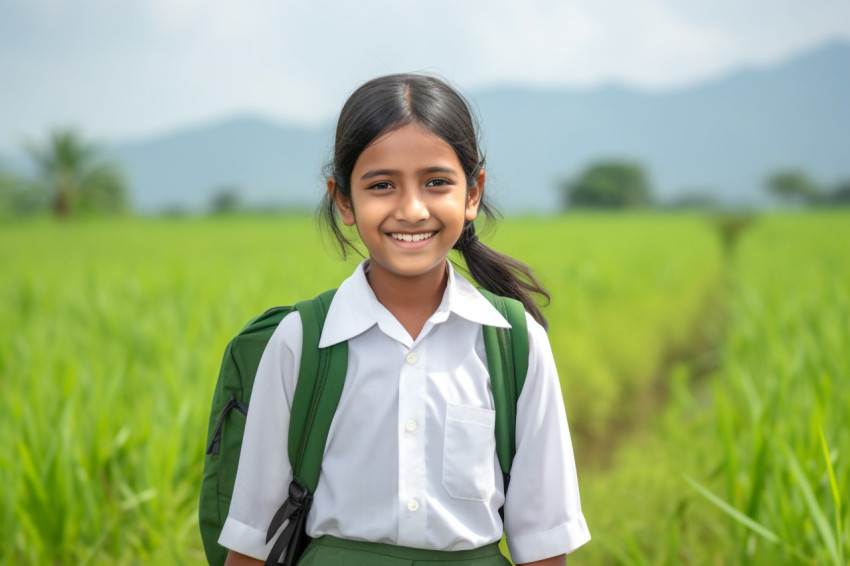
left=288, top=481, right=312, bottom=507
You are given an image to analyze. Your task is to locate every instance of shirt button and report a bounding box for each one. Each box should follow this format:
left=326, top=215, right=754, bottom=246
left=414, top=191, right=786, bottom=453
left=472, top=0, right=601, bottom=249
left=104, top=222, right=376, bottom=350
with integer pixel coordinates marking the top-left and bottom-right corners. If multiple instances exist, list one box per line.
left=405, top=420, right=418, bottom=432
left=407, top=498, right=420, bottom=512
left=406, top=352, right=418, bottom=364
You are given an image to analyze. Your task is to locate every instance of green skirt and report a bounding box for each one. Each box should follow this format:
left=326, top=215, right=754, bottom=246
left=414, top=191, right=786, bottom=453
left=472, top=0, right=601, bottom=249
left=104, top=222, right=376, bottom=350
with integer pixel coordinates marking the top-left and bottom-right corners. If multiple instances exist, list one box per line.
left=297, top=536, right=512, bottom=566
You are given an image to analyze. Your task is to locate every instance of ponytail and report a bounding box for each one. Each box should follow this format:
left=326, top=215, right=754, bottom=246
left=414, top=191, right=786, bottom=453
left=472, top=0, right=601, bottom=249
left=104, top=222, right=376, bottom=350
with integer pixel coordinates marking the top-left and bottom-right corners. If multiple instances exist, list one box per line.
left=454, top=220, right=550, bottom=330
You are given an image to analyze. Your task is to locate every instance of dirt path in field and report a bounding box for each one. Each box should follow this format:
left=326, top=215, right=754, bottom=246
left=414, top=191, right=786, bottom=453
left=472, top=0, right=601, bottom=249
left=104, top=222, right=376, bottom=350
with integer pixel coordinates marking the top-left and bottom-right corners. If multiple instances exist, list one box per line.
left=575, top=285, right=728, bottom=471
left=575, top=216, right=755, bottom=471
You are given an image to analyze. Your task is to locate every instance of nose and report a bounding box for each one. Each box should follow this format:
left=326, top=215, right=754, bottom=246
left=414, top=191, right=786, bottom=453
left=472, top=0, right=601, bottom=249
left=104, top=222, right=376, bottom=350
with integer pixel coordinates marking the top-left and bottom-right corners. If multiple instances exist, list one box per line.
left=394, top=187, right=429, bottom=223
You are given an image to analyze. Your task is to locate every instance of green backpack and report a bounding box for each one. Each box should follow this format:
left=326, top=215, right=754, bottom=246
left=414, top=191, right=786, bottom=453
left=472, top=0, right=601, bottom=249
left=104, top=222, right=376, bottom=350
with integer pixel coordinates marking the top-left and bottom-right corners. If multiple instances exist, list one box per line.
left=199, top=288, right=529, bottom=566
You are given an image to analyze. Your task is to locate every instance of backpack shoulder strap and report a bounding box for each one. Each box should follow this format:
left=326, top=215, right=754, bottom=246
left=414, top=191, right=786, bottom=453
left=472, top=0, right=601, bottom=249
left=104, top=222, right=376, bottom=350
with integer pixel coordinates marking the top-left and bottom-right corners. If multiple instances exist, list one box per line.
left=288, top=288, right=348, bottom=492
left=477, top=289, right=530, bottom=477
left=264, top=289, right=348, bottom=565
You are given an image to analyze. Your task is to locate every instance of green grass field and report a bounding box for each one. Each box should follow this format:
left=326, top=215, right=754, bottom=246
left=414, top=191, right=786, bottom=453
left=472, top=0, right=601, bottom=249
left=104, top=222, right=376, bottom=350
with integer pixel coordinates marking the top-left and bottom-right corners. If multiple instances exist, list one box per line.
left=1, top=212, right=846, bottom=564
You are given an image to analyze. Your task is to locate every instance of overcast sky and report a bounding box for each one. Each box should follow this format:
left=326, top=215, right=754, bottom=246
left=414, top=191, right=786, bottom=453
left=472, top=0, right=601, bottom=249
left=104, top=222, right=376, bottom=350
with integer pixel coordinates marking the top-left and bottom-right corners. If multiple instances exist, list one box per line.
left=2, top=0, right=849, bottom=152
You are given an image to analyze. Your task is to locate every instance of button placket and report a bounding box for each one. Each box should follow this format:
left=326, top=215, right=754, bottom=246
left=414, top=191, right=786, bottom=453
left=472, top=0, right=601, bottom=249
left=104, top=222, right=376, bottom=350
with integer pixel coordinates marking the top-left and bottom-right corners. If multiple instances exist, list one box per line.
left=397, top=345, right=428, bottom=545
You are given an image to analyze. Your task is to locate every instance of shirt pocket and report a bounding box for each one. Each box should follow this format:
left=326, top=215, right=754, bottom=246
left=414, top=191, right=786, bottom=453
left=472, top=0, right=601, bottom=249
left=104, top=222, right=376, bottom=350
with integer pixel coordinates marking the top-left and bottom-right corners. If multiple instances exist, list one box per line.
left=442, top=403, right=496, bottom=501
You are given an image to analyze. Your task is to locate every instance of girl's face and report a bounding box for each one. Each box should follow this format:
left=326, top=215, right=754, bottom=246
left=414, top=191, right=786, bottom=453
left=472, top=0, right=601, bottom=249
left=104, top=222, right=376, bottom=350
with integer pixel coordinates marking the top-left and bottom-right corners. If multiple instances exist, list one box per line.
left=330, top=122, right=483, bottom=286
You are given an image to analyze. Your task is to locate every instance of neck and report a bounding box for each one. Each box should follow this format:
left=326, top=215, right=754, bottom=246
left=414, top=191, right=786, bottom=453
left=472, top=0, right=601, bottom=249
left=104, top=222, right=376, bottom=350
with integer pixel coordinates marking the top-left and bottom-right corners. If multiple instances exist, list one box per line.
left=365, top=260, right=448, bottom=340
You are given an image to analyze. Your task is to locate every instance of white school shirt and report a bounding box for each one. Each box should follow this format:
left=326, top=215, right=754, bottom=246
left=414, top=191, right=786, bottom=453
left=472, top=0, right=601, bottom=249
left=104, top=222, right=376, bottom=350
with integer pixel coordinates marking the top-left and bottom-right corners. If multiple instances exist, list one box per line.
left=219, top=261, right=590, bottom=563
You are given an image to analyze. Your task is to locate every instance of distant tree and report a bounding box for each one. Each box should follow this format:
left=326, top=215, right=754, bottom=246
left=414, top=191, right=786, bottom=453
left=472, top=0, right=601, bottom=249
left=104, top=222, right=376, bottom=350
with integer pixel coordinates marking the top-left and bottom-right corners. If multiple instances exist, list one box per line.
left=764, top=169, right=821, bottom=206
left=0, top=168, right=46, bottom=216
left=0, top=169, right=18, bottom=210
left=26, top=129, right=129, bottom=218
left=564, top=161, right=652, bottom=209
left=826, top=180, right=850, bottom=206
left=664, top=190, right=720, bottom=210
left=0, top=170, right=21, bottom=216
left=160, top=204, right=190, bottom=217
left=210, top=185, right=242, bottom=214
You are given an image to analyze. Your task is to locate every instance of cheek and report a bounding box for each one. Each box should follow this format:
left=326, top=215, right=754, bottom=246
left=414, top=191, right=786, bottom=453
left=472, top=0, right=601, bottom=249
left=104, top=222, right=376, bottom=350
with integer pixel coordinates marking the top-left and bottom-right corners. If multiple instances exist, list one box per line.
left=343, top=190, right=371, bottom=227
left=348, top=195, right=383, bottom=228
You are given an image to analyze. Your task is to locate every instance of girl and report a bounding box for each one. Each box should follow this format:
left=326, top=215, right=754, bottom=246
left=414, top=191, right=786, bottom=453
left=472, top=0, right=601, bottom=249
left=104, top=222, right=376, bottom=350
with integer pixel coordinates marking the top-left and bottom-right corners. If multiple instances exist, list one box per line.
left=219, top=73, right=590, bottom=566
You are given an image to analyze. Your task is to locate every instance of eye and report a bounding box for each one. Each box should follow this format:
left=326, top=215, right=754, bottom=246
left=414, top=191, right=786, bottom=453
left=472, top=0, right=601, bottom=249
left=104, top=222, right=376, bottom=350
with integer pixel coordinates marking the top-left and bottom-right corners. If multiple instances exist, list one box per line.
left=368, top=181, right=394, bottom=191
left=426, top=178, right=453, bottom=188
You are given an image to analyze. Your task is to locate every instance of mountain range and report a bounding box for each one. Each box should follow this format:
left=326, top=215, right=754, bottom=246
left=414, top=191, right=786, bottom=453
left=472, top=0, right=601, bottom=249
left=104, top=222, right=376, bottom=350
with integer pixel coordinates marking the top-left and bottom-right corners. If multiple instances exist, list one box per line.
left=5, top=40, right=850, bottom=214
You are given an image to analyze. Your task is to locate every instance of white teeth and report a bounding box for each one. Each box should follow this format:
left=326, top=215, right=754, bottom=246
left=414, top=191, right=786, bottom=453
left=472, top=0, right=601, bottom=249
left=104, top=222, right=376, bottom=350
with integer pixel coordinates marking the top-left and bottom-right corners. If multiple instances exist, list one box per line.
left=391, top=232, right=434, bottom=242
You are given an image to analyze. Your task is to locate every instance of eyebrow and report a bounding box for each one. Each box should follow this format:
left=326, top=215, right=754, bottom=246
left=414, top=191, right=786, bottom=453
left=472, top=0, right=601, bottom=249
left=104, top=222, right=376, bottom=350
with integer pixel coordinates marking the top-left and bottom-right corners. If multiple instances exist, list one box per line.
left=359, top=166, right=459, bottom=181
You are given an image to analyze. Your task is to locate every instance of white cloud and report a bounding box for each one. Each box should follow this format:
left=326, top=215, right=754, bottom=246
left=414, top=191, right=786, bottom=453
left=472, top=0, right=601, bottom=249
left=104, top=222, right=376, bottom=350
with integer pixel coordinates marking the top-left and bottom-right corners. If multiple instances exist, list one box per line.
left=581, top=0, right=737, bottom=89
left=460, top=2, right=603, bottom=85
left=0, top=0, right=848, bottom=151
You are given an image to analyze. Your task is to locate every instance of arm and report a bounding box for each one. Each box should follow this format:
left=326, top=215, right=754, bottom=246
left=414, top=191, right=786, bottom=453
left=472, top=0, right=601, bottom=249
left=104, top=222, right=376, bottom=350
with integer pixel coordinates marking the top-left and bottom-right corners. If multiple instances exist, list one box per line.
left=503, top=315, right=590, bottom=563
left=224, top=550, right=264, bottom=566
left=218, top=314, right=303, bottom=557
left=518, top=555, right=566, bottom=566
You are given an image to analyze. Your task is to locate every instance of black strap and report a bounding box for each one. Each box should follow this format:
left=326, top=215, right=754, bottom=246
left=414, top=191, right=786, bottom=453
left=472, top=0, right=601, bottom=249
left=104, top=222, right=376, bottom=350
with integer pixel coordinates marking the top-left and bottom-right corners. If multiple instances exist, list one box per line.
left=205, top=395, right=248, bottom=455
left=264, top=482, right=312, bottom=566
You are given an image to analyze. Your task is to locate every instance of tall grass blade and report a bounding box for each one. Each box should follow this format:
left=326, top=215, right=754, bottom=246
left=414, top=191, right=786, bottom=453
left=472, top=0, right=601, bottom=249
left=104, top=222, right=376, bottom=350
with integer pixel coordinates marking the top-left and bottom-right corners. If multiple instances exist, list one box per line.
left=684, top=475, right=780, bottom=543
left=685, top=473, right=815, bottom=564
left=784, top=445, right=840, bottom=566
left=819, top=427, right=844, bottom=566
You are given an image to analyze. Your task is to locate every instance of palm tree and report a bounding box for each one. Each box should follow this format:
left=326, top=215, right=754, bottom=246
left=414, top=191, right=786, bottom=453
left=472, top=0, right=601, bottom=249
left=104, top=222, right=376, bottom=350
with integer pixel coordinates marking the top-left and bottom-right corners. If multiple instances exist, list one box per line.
left=27, top=129, right=128, bottom=218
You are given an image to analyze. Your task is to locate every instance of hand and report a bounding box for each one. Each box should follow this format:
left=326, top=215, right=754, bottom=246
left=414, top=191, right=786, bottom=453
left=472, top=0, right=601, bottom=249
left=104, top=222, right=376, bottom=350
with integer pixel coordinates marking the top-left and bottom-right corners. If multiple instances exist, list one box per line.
left=223, top=551, right=264, bottom=566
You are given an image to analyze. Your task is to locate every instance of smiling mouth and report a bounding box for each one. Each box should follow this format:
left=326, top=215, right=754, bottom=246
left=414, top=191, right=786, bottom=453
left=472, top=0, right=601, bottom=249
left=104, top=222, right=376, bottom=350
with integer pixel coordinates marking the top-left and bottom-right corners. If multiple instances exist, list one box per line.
left=390, top=232, right=435, bottom=242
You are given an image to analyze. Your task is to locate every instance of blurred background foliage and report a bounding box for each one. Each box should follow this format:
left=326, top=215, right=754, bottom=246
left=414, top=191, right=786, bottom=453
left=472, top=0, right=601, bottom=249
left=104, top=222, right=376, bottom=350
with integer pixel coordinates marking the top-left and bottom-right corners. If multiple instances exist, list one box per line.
left=2, top=208, right=847, bottom=564
left=2, top=129, right=129, bottom=219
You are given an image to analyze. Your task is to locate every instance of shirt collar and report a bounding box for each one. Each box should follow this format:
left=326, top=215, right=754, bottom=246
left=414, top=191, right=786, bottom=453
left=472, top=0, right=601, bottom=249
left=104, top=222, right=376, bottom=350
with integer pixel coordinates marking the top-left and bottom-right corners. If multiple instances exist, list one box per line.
left=319, top=260, right=511, bottom=348
left=445, top=263, right=512, bottom=329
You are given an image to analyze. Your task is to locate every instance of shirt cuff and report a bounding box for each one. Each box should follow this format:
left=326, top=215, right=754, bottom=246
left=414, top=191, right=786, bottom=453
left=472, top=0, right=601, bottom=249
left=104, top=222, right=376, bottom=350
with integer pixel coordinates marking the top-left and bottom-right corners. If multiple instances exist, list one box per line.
left=507, top=515, right=591, bottom=564
left=218, top=515, right=276, bottom=561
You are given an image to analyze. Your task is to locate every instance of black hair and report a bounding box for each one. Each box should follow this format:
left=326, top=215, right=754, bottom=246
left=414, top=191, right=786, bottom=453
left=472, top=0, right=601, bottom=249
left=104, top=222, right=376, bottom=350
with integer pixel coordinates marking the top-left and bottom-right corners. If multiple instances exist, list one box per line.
left=320, top=72, right=550, bottom=328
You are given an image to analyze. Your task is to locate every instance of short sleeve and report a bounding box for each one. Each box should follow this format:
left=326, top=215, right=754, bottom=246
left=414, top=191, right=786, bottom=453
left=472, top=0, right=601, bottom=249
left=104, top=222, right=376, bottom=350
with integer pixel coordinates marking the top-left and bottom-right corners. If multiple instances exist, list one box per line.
left=217, top=312, right=303, bottom=560
left=503, top=313, right=591, bottom=563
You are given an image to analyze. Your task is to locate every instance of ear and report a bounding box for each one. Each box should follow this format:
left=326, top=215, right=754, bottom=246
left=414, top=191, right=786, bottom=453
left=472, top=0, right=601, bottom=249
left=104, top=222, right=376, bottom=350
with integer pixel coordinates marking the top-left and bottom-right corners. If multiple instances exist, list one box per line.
left=465, top=169, right=484, bottom=222
left=328, top=178, right=356, bottom=226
